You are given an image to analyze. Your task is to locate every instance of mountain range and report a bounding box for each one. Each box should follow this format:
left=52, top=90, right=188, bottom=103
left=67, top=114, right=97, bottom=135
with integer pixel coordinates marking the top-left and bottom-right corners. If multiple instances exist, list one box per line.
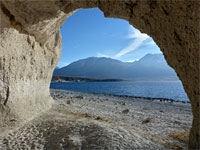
left=53, top=54, right=179, bottom=81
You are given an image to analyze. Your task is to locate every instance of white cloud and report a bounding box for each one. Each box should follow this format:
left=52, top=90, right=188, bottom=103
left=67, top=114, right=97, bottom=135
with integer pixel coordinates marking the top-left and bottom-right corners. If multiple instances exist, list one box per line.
left=63, top=62, right=69, bottom=66
left=128, top=26, right=149, bottom=39
left=145, top=40, right=156, bottom=46
left=126, top=59, right=139, bottom=63
left=96, top=53, right=110, bottom=58
left=57, top=62, right=69, bottom=68
left=114, top=26, right=149, bottom=58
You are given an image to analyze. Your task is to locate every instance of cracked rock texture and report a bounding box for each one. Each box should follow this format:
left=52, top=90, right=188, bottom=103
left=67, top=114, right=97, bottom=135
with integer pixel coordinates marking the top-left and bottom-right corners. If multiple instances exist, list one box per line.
left=0, top=0, right=199, bottom=149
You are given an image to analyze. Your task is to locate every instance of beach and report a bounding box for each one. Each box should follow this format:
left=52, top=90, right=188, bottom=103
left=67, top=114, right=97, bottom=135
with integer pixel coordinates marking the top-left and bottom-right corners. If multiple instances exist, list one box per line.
left=0, top=89, right=192, bottom=149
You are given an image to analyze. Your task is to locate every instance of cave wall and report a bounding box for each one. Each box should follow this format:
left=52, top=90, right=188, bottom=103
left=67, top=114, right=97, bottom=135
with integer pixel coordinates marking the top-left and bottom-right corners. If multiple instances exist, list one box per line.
left=0, top=1, right=66, bottom=126
left=0, top=0, right=199, bottom=149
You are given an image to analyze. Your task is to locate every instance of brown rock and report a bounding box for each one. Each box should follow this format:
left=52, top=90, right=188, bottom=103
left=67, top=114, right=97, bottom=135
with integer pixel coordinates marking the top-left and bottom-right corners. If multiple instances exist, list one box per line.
left=122, top=109, right=129, bottom=114
left=142, top=118, right=152, bottom=124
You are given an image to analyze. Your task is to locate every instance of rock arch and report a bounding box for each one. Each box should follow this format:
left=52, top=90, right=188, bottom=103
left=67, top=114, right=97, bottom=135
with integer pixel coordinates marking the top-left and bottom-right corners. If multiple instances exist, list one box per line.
left=0, top=0, right=199, bottom=149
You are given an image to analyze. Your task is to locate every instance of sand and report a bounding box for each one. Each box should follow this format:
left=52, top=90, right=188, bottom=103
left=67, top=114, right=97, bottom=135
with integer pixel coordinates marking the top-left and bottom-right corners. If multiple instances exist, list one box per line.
left=0, top=89, right=192, bottom=149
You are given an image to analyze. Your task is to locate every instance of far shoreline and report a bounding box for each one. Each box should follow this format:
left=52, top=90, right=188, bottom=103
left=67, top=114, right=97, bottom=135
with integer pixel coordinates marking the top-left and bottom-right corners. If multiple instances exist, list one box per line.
left=51, top=75, right=180, bottom=83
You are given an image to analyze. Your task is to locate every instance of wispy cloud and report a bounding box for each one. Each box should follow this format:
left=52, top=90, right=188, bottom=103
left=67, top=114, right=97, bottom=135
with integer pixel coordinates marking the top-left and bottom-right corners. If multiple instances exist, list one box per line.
left=96, top=26, right=158, bottom=62
left=126, top=59, right=139, bottom=63
left=96, top=53, right=110, bottom=58
left=114, top=26, right=149, bottom=58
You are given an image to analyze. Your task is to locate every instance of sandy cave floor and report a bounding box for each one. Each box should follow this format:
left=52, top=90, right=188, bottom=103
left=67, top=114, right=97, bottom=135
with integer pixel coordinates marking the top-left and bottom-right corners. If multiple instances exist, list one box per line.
left=0, top=89, right=192, bottom=150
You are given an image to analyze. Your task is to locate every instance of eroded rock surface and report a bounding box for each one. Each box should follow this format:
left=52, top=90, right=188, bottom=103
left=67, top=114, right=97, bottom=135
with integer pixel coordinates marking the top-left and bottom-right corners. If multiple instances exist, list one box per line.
left=0, top=0, right=199, bottom=149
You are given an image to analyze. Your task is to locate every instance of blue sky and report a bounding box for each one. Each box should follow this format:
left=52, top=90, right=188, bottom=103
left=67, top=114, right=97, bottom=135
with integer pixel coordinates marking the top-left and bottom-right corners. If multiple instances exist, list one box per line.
left=57, top=8, right=161, bottom=67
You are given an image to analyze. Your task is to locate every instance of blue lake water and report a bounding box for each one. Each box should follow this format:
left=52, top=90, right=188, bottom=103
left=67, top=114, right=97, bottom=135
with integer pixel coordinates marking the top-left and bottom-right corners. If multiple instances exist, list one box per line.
left=50, top=81, right=189, bottom=102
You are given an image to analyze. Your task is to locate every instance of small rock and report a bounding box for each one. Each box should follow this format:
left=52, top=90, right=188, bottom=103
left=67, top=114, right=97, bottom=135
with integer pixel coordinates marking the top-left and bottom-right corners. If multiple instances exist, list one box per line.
left=10, top=118, right=17, bottom=122
left=67, top=100, right=71, bottom=105
left=122, top=109, right=129, bottom=114
left=121, top=102, right=126, bottom=105
left=75, top=96, right=83, bottom=99
left=174, top=120, right=181, bottom=125
left=95, top=116, right=101, bottom=120
left=84, top=113, right=90, bottom=118
left=142, top=118, right=152, bottom=124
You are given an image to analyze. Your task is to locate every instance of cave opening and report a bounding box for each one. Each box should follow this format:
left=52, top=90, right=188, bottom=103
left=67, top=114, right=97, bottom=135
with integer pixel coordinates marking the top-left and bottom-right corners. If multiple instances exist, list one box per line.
left=52, top=8, right=189, bottom=102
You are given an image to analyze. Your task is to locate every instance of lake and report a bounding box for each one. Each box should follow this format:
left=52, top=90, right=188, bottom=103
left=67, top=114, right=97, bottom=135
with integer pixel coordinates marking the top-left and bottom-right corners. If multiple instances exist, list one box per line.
left=50, top=81, right=189, bottom=102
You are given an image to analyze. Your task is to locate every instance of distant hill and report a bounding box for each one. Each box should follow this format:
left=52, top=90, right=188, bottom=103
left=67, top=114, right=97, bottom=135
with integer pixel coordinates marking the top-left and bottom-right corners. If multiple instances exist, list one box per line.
left=54, top=54, right=179, bottom=81
left=52, top=76, right=126, bottom=82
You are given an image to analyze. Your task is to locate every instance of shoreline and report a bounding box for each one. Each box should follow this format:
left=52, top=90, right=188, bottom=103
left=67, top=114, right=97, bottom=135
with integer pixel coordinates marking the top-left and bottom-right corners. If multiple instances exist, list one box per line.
left=50, top=88, right=190, bottom=104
